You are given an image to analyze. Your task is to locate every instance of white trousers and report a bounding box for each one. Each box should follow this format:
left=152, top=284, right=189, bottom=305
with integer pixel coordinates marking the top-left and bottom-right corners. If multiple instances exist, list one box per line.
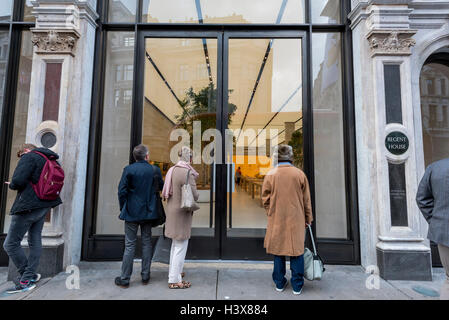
left=168, top=239, right=189, bottom=283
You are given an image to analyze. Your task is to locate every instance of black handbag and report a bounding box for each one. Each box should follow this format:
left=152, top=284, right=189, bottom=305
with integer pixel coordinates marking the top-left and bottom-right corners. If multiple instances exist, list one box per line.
left=150, top=166, right=166, bottom=227
left=152, top=226, right=172, bottom=264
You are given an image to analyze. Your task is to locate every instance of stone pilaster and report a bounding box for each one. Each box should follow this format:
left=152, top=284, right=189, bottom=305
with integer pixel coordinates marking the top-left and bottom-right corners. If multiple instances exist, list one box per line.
left=8, top=0, right=98, bottom=279
left=349, top=1, right=432, bottom=280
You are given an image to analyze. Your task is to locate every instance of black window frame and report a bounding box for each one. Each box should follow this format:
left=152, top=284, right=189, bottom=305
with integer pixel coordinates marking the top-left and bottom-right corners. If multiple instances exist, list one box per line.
left=81, top=0, right=359, bottom=264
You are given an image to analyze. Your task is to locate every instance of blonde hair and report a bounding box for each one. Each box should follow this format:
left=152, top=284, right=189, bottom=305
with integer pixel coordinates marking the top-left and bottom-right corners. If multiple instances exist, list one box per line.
left=178, top=146, right=193, bottom=162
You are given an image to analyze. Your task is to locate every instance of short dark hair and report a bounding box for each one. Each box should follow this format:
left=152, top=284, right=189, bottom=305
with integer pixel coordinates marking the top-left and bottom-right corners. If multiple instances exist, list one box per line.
left=133, top=144, right=149, bottom=161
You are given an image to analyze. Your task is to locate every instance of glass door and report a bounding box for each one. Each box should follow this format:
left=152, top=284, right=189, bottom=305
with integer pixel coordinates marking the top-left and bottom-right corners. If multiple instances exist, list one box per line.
left=221, top=32, right=308, bottom=259
left=137, top=31, right=223, bottom=259
left=137, top=30, right=308, bottom=260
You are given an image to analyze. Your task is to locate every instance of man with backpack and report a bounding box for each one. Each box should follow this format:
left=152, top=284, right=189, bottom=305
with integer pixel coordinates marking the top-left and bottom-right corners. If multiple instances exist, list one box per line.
left=3, top=144, right=64, bottom=294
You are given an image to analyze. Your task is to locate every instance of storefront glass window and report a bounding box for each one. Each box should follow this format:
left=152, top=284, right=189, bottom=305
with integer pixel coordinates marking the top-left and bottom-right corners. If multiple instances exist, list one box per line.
left=312, top=0, right=340, bottom=24
left=141, top=0, right=305, bottom=24
left=0, top=0, right=13, bottom=22
left=312, top=33, right=347, bottom=239
left=108, top=0, right=137, bottom=23
left=4, top=31, right=33, bottom=232
left=0, top=31, right=9, bottom=135
left=227, top=38, right=303, bottom=237
left=96, top=32, right=134, bottom=234
left=420, top=62, right=449, bottom=166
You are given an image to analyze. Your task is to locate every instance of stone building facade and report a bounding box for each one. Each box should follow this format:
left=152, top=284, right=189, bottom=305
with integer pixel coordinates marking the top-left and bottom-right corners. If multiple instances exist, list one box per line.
left=0, top=0, right=448, bottom=281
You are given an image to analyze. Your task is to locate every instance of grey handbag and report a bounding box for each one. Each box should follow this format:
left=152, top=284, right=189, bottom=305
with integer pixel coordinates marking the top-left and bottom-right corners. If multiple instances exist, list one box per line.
left=180, top=169, right=200, bottom=212
left=303, top=225, right=325, bottom=280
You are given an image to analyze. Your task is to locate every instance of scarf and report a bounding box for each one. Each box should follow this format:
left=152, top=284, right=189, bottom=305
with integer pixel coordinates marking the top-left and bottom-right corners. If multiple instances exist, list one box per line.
left=162, top=161, right=199, bottom=200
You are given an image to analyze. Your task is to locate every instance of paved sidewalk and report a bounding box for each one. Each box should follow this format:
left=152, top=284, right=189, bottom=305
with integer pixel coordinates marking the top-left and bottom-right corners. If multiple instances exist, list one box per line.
left=0, top=262, right=446, bottom=300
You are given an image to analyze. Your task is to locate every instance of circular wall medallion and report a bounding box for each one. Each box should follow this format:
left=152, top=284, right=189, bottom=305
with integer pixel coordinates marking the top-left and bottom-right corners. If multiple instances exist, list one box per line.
left=41, top=131, right=57, bottom=148
left=385, top=131, right=409, bottom=156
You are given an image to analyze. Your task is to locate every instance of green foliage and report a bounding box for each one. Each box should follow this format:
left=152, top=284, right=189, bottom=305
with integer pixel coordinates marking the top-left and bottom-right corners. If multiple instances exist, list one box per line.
left=175, top=84, right=237, bottom=133
left=288, top=129, right=304, bottom=169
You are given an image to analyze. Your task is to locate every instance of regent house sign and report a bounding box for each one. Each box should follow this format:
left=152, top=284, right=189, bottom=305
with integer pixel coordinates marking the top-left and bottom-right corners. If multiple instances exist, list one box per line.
left=385, top=131, right=409, bottom=155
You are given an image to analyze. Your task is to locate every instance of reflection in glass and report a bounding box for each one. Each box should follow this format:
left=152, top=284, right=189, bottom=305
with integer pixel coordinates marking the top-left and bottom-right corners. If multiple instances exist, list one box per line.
left=227, top=38, right=303, bottom=237
left=143, top=38, right=218, bottom=235
left=0, top=0, right=13, bottom=21
left=96, top=32, right=134, bottom=234
left=312, top=0, right=340, bottom=24
left=420, top=63, right=449, bottom=166
left=4, top=31, right=33, bottom=232
left=312, top=33, right=347, bottom=239
left=108, top=0, right=136, bottom=23
left=0, top=31, right=9, bottom=133
left=142, top=0, right=305, bottom=24
left=23, top=0, right=36, bottom=22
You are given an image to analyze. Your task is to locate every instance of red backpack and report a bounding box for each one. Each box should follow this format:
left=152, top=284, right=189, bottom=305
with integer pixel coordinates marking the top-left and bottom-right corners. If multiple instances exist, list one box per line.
left=31, top=151, right=65, bottom=200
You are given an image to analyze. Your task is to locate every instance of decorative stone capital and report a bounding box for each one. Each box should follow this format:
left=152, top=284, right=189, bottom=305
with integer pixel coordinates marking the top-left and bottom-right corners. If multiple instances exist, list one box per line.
left=366, top=29, right=417, bottom=57
left=31, top=29, right=80, bottom=56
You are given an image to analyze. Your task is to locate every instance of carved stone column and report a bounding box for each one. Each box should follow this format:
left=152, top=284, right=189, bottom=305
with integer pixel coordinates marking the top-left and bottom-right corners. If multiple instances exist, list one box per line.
left=349, top=1, right=432, bottom=281
left=7, top=0, right=98, bottom=280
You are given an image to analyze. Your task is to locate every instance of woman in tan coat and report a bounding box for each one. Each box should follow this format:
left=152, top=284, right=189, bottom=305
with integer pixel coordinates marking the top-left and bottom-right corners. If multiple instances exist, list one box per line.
left=162, top=147, right=199, bottom=289
left=261, top=144, right=313, bottom=295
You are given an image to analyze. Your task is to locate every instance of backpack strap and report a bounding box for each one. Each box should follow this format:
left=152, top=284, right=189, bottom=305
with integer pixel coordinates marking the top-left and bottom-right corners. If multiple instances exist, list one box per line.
left=31, top=150, right=49, bottom=161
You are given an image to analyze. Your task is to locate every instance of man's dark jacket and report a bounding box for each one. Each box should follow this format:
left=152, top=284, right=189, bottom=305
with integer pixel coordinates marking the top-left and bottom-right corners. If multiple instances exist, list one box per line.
left=416, top=158, right=449, bottom=247
left=118, top=161, right=164, bottom=222
left=8, top=148, right=63, bottom=215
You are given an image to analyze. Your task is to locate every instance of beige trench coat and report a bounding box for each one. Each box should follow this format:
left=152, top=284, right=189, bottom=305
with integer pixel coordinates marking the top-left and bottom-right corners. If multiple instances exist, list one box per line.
left=262, top=164, right=313, bottom=256
left=164, top=166, right=199, bottom=241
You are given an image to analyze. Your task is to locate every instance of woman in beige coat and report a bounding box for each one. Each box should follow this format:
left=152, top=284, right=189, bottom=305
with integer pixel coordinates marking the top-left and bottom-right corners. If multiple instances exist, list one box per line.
left=162, top=146, right=199, bottom=289
left=261, top=144, right=313, bottom=295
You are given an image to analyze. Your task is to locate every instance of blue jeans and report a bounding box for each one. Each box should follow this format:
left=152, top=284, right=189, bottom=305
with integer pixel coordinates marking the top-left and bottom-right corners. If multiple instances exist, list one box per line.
left=272, top=255, right=304, bottom=292
left=3, top=207, right=49, bottom=282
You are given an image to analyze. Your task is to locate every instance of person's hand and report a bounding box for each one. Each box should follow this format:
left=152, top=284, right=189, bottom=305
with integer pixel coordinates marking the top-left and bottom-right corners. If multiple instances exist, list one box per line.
left=4, top=181, right=10, bottom=185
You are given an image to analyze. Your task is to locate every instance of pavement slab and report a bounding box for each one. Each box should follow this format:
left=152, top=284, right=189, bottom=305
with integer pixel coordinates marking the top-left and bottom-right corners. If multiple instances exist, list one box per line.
left=0, top=262, right=446, bottom=300
left=216, top=265, right=410, bottom=300
left=0, top=268, right=7, bottom=287
left=386, top=268, right=446, bottom=299
left=21, top=262, right=218, bottom=300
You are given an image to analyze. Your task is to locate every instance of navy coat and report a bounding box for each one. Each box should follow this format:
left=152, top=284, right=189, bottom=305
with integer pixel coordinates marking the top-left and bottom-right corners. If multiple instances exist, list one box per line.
left=118, top=161, right=163, bottom=222
left=9, top=148, right=63, bottom=215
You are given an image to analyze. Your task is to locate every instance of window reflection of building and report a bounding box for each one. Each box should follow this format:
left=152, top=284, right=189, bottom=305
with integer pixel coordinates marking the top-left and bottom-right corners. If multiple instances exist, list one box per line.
left=96, top=26, right=135, bottom=234
left=420, top=63, right=449, bottom=167
left=4, top=32, right=33, bottom=233
left=312, top=32, right=347, bottom=239
left=0, top=32, right=9, bottom=118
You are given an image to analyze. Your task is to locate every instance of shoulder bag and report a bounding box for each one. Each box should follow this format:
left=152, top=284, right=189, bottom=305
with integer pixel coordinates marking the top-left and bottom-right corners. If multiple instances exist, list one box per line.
left=150, top=165, right=166, bottom=227
left=180, top=169, right=200, bottom=212
left=303, top=225, right=325, bottom=280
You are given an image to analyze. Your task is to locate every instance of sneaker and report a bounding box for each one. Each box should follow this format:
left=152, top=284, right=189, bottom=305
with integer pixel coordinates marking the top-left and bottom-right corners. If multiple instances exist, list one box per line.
left=114, top=277, right=129, bottom=288
left=275, top=280, right=288, bottom=292
left=30, top=274, right=41, bottom=283
left=293, top=287, right=303, bottom=295
left=6, top=280, right=36, bottom=294
left=142, top=276, right=150, bottom=285
left=15, top=273, right=41, bottom=284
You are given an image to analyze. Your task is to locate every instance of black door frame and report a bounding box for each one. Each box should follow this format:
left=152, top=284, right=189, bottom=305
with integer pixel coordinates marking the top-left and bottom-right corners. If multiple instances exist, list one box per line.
left=81, top=0, right=361, bottom=264
left=220, top=30, right=309, bottom=260
left=82, top=24, right=361, bottom=264
left=135, top=30, right=224, bottom=259
left=132, top=29, right=310, bottom=260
